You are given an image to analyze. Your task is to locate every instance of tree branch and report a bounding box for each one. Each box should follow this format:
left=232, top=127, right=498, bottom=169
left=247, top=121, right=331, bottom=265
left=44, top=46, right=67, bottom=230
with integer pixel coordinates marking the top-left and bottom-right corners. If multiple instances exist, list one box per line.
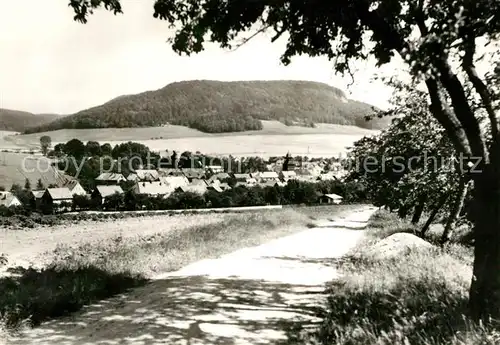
left=434, top=56, right=488, bottom=161
left=425, top=78, right=471, bottom=155
left=462, top=37, right=499, bottom=139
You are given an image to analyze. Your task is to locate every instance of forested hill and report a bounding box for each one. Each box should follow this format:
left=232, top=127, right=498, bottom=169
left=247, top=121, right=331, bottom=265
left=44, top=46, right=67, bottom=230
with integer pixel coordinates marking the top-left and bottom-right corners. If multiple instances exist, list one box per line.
left=24, top=80, right=387, bottom=134
left=0, top=109, right=60, bottom=132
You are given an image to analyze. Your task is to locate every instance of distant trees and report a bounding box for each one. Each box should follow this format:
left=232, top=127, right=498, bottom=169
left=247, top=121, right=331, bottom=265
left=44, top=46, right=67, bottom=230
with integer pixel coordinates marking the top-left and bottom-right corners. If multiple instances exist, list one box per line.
left=22, top=80, right=382, bottom=135
left=39, top=135, right=52, bottom=155
left=86, top=141, right=102, bottom=156
left=63, top=139, right=85, bottom=159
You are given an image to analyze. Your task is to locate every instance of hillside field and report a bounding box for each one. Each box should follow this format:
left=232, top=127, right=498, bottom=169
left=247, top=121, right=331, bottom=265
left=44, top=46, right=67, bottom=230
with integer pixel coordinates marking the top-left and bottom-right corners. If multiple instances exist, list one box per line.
left=2, top=121, right=378, bottom=157
left=0, top=151, right=70, bottom=189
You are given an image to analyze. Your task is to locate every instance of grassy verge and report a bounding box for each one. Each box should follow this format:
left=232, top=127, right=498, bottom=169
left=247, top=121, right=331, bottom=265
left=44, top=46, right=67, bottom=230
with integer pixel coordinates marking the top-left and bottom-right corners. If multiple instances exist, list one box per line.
left=294, top=210, right=500, bottom=345
left=1, top=205, right=358, bottom=333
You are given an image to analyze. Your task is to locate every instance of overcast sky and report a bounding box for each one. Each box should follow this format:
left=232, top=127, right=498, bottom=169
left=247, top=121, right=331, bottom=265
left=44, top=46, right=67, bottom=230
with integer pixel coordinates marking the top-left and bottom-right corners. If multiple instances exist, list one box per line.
left=0, top=0, right=407, bottom=115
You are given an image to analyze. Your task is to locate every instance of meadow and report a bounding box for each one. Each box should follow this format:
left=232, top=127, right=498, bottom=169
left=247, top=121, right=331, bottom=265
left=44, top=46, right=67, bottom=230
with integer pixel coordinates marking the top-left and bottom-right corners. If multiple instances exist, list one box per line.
left=2, top=121, right=378, bottom=157
left=0, top=151, right=69, bottom=189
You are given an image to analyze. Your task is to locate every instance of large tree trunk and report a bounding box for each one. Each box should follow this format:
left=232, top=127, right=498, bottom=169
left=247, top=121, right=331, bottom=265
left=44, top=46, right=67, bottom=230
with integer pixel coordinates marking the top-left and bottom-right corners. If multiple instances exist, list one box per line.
left=420, top=193, right=449, bottom=237
left=412, top=194, right=427, bottom=224
left=469, top=150, right=500, bottom=322
left=440, top=178, right=468, bottom=246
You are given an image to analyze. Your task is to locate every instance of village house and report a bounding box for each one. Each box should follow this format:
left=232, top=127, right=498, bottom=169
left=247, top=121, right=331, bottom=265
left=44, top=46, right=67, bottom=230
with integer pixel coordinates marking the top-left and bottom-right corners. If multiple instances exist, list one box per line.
left=91, top=185, right=124, bottom=205
left=41, top=188, right=74, bottom=211
left=279, top=170, right=297, bottom=182
left=175, top=184, right=208, bottom=195
left=210, top=179, right=232, bottom=191
left=206, top=172, right=230, bottom=184
left=65, top=180, right=87, bottom=196
left=206, top=165, right=224, bottom=174
left=133, top=181, right=172, bottom=197
left=258, top=171, right=280, bottom=183
left=31, top=190, right=45, bottom=209
left=318, top=193, right=343, bottom=205
left=158, top=168, right=185, bottom=177
left=134, top=169, right=160, bottom=182
left=181, top=168, right=205, bottom=181
left=207, top=180, right=232, bottom=192
left=232, top=173, right=251, bottom=182
left=0, top=191, right=22, bottom=208
left=207, top=184, right=224, bottom=193
left=261, top=180, right=287, bottom=188
left=160, top=176, right=190, bottom=189
left=127, top=173, right=139, bottom=182
left=318, top=173, right=337, bottom=181
left=95, top=173, right=126, bottom=185
left=295, top=169, right=316, bottom=182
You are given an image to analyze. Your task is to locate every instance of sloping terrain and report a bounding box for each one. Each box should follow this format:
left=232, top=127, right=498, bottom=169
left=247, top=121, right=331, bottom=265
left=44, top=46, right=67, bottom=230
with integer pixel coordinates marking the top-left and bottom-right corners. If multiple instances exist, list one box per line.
left=24, top=80, right=389, bottom=134
left=0, top=109, right=60, bottom=132
left=0, top=152, right=71, bottom=190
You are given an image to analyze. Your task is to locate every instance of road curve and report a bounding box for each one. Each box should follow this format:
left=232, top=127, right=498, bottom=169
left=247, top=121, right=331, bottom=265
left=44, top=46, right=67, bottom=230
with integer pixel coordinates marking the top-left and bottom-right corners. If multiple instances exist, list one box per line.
left=8, top=205, right=377, bottom=345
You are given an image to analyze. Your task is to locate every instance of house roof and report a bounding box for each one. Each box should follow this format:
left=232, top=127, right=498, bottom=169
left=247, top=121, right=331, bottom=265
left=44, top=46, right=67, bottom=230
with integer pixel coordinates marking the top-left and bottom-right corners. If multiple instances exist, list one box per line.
left=0, top=192, right=20, bottom=207
left=135, top=181, right=172, bottom=196
left=260, top=171, right=279, bottom=179
left=207, top=185, right=223, bottom=193
left=46, top=188, right=74, bottom=200
left=324, top=194, right=343, bottom=200
left=234, top=182, right=249, bottom=188
left=182, top=168, right=205, bottom=178
left=319, top=173, right=336, bottom=180
left=176, top=184, right=208, bottom=195
left=281, top=171, right=297, bottom=178
left=96, top=173, right=125, bottom=181
left=219, top=182, right=231, bottom=190
left=159, top=168, right=184, bottom=176
left=135, top=169, right=160, bottom=181
left=127, top=173, right=139, bottom=181
left=95, top=185, right=124, bottom=198
left=64, top=180, right=82, bottom=191
left=31, top=190, right=45, bottom=199
left=160, top=176, right=190, bottom=189
left=207, top=173, right=230, bottom=183
left=261, top=181, right=286, bottom=188
left=190, top=178, right=208, bottom=186
left=233, top=173, right=251, bottom=179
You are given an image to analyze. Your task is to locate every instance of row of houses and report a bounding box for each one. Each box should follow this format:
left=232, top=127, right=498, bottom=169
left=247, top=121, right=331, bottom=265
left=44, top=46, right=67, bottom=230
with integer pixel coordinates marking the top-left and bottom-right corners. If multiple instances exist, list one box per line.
left=1, top=165, right=344, bottom=210
left=95, top=168, right=338, bottom=187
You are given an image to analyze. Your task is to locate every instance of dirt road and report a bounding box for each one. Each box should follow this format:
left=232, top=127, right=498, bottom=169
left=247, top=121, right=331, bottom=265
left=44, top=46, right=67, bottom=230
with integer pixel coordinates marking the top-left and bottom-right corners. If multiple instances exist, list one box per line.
left=8, top=206, right=376, bottom=345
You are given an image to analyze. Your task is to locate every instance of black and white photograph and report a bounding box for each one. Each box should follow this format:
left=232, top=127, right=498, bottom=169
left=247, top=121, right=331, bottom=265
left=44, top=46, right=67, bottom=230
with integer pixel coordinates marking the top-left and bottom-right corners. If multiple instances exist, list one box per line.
left=1, top=1, right=499, bottom=344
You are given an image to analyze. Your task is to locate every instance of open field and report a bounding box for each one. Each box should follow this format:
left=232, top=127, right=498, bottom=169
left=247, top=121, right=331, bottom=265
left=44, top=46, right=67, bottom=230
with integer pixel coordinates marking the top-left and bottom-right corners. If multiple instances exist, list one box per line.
left=0, top=204, right=356, bottom=274
left=0, top=151, right=70, bottom=189
left=0, top=131, right=20, bottom=149
left=2, top=121, right=378, bottom=157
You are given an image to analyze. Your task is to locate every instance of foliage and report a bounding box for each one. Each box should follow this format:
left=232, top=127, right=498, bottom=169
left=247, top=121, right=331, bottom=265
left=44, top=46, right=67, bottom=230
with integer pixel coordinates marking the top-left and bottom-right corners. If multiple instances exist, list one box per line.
left=39, top=135, right=52, bottom=156
left=35, top=178, right=44, bottom=190
left=346, top=82, right=457, bottom=216
left=63, top=138, right=86, bottom=159
left=23, top=81, right=385, bottom=134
